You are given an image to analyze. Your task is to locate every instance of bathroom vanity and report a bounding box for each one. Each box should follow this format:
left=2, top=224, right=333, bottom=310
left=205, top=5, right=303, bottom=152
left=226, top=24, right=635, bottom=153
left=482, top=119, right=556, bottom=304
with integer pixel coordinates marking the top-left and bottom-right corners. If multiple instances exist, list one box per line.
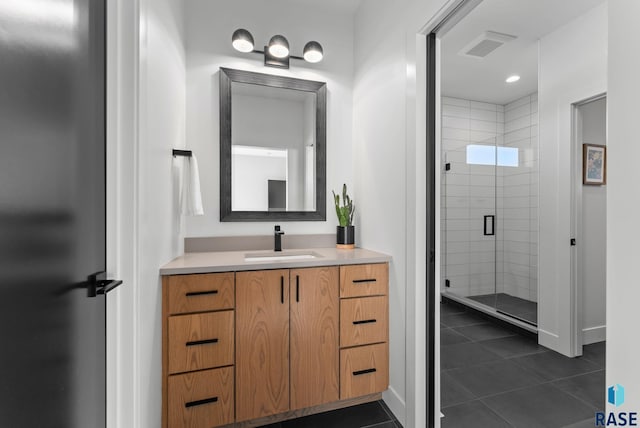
left=160, top=247, right=391, bottom=428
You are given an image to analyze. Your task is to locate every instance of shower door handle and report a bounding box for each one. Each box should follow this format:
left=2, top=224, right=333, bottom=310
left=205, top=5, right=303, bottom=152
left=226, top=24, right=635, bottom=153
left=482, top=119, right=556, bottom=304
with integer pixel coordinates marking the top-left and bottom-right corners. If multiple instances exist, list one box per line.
left=484, top=215, right=495, bottom=236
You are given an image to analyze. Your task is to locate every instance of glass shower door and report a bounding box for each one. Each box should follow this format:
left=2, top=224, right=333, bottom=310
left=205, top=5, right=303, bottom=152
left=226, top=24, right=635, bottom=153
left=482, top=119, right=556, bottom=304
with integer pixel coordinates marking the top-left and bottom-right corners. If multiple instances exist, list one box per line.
left=442, top=137, right=498, bottom=310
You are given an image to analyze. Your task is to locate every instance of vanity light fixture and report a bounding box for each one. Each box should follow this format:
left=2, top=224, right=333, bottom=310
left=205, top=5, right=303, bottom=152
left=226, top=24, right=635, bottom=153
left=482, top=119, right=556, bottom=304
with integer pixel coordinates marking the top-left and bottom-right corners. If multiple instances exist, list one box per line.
left=231, top=28, right=254, bottom=53
left=303, top=41, right=324, bottom=63
left=231, top=28, right=323, bottom=69
left=268, top=34, right=290, bottom=58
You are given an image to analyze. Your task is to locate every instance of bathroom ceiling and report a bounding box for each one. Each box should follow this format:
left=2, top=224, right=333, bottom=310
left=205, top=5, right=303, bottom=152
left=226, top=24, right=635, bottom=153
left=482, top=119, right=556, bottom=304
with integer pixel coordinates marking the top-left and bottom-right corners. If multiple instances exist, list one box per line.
left=292, top=0, right=362, bottom=15
left=440, top=0, right=605, bottom=105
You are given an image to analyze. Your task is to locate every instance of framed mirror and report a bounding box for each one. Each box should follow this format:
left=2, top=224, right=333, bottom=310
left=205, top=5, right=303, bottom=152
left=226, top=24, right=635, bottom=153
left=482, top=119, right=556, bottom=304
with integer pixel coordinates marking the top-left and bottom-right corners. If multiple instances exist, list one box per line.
left=219, top=67, right=326, bottom=221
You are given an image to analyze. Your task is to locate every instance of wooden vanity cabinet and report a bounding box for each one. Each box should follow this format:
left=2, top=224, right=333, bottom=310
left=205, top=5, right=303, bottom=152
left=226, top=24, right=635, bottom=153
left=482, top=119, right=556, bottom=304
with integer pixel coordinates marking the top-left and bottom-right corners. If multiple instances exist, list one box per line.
left=162, top=261, right=387, bottom=427
left=235, top=266, right=339, bottom=422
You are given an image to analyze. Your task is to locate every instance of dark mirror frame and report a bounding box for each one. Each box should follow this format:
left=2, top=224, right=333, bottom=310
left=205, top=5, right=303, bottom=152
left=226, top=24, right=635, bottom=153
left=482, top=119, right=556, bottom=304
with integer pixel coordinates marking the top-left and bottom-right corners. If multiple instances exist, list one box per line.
left=219, top=67, right=327, bottom=222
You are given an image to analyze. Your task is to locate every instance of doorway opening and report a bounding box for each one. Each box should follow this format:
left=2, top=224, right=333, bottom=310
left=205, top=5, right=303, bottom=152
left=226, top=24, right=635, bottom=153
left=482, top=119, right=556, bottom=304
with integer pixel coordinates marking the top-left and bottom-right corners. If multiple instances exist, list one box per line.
left=572, top=95, right=607, bottom=356
left=424, top=0, right=608, bottom=426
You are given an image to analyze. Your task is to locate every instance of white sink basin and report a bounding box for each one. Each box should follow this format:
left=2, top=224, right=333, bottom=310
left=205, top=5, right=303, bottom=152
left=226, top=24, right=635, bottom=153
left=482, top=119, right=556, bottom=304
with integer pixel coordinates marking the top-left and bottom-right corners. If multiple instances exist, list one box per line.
left=244, top=251, right=320, bottom=262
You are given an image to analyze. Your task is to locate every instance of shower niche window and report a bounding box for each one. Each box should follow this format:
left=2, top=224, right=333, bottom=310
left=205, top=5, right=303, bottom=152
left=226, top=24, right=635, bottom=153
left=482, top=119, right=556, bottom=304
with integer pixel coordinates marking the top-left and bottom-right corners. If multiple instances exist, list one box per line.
left=441, top=95, right=538, bottom=326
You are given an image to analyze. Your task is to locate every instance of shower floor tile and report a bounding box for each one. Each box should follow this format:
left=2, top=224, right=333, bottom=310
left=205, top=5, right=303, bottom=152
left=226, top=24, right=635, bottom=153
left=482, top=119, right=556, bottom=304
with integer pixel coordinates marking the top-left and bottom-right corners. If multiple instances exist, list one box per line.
left=468, top=292, right=538, bottom=324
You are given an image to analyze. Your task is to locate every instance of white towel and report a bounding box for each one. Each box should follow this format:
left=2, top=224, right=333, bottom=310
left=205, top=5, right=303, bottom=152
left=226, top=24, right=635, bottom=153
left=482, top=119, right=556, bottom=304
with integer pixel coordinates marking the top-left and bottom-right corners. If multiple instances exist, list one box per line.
left=180, top=155, right=204, bottom=216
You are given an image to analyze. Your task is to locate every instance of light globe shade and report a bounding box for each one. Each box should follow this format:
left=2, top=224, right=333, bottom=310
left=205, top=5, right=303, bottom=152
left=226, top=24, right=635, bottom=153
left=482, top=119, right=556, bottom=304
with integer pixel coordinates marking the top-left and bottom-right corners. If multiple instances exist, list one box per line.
left=505, top=74, right=521, bottom=83
left=232, top=28, right=254, bottom=53
left=303, top=41, right=323, bottom=63
left=268, top=34, right=290, bottom=58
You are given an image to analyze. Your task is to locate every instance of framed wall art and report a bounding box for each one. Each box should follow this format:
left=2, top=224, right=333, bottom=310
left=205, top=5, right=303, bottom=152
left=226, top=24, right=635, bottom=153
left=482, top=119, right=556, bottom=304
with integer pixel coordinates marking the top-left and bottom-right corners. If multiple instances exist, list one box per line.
left=583, top=144, right=606, bottom=185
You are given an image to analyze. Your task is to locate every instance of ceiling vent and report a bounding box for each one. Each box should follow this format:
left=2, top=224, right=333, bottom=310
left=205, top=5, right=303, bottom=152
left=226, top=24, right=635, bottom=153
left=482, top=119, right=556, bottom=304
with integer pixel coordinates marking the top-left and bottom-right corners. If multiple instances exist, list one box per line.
left=459, top=31, right=517, bottom=59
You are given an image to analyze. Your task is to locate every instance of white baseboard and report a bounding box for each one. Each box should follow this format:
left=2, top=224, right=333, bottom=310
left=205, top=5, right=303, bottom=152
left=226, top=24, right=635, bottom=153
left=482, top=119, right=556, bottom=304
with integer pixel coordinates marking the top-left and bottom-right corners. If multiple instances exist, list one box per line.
left=383, top=386, right=406, bottom=427
left=583, top=325, right=606, bottom=345
left=538, top=328, right=560, bottom=350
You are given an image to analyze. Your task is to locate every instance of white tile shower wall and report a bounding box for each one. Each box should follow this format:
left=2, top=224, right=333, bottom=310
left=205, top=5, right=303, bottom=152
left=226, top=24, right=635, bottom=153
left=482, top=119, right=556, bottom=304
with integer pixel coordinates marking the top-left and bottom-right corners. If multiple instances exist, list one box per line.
left=441, top=94, right=538, bottom=303
left=501, top=93, right=538, bottom=303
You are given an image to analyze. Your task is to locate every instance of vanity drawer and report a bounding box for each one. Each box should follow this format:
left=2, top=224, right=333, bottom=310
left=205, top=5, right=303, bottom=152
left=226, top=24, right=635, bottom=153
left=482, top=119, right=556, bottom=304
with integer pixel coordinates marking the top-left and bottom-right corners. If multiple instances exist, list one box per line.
left=167, top=273, right=234, bottom=315
left=168, top=366, right=234, bottom=428
left=168, top=310, right=234, bottom=374
left=340, top=296, right=388, bottom=348
left=340, top=343, right=389, bottom=400
left=340, top=263, right=388, bottom=298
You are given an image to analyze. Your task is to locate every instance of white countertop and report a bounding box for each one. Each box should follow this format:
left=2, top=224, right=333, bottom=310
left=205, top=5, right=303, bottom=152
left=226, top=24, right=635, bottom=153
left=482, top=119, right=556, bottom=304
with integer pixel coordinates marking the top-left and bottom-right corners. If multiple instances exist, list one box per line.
left=160, top=247, right=391, bottom=275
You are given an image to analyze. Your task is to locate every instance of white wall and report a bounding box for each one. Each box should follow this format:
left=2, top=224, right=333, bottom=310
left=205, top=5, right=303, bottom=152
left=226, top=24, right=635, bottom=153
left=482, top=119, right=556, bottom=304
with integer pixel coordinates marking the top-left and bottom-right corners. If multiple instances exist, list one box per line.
left=136, top=0, right=186, bottom=426
left=537, top=3, right=607, bottom=355
left=607, top=0, right=640, bottom=410
left=184, top=0, right=354, bottom=236
left=353, top=0, right=449, bottom=426
left=578, top=97, right=607, bottom=344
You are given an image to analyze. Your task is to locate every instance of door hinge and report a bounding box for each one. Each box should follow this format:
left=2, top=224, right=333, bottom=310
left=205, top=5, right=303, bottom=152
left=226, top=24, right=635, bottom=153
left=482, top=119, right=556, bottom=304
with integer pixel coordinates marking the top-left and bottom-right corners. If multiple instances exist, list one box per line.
left=570, top=238, right=576, bottom=246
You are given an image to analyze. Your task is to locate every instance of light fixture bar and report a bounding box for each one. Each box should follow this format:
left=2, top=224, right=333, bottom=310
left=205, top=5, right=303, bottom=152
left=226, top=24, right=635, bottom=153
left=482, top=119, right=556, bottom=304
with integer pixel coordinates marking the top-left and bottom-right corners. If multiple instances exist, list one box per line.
left=231, top=29, right=323, bottom=69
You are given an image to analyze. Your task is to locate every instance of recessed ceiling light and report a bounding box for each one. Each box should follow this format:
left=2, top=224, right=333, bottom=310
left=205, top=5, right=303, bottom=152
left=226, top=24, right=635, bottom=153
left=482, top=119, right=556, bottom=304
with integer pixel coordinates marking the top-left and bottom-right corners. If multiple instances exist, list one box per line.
left=506, top=75, right=520, bottom=83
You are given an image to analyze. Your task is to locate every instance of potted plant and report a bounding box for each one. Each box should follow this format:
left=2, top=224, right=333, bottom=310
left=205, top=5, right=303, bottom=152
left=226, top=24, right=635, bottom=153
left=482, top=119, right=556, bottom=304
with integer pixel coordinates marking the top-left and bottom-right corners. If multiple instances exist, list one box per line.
left=332, top=183, right=355, bottom=249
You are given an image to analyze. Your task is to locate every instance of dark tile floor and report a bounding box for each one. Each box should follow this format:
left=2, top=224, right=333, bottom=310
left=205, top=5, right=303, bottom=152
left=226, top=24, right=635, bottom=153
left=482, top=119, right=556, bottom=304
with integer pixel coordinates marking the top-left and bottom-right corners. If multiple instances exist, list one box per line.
left=259, top=400, right=402, bottom=428
left=468, top=292, right=538, bottom=324
left=441, top=301, right=606, bottom=428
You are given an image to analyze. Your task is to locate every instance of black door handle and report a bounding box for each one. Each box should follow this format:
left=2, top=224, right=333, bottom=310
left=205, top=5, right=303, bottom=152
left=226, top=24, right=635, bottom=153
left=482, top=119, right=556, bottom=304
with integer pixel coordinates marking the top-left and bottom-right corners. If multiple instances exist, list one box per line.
left=87, top=272, right=123, bottom=297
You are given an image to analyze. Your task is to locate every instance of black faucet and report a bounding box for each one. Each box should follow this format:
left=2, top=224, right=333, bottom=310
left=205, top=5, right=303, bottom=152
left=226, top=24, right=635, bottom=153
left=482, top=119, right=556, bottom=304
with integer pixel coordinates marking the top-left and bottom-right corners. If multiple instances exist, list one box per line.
left=274, top=225, right=284, bottom=252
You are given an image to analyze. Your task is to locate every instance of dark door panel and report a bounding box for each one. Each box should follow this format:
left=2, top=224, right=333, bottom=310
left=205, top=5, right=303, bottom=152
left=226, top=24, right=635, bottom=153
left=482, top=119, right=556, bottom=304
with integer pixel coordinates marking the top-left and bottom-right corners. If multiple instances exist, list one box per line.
left=0, top=0, right=108, bottom=426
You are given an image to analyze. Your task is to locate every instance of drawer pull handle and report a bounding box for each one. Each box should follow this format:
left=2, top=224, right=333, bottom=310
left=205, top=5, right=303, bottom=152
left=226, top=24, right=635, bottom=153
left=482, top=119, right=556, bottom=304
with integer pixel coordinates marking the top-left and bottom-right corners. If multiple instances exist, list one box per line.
left=296, top=275, right=300, bottom=302
left=185, top=396, right=218, bottom=408
left=280, top=276, right=284, bottom=304
left=353, top=278, right=377, bottom=284
left=353, top=368, right=377, bottom=376
left=185, top=338, right=219, bottom=347
left=353, top=319, right=377, bottom=325
left=185, top=290, right=218, bottom=297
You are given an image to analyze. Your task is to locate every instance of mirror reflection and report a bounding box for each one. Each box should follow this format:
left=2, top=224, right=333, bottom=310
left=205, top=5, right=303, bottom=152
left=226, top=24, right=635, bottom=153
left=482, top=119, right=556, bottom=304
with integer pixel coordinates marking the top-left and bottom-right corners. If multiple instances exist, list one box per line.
left=231, top=83, right=316, bottom=212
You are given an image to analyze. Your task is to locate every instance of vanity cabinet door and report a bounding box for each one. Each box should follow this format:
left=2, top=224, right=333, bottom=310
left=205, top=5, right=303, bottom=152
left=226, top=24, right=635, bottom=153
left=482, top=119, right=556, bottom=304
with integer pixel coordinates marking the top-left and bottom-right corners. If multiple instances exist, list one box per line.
left=289, top=267, right=339, bottom=410
left=235, top=269, right=290, bottom=422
